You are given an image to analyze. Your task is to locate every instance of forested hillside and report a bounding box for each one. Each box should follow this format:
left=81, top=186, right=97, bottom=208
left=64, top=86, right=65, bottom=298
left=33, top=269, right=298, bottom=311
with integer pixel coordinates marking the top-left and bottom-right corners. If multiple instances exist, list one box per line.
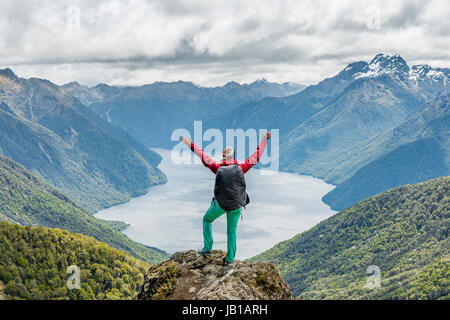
left=0, top=221, right=148, bottom=300
left=0, top=155, right=168, bottom=264
left=252, top=177, right=449, bottom=299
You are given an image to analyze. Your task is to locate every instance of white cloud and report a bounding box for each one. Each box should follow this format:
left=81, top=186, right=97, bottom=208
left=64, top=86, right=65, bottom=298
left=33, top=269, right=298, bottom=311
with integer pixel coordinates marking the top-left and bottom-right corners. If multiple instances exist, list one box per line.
left=0, top=0, right=448, bottom=86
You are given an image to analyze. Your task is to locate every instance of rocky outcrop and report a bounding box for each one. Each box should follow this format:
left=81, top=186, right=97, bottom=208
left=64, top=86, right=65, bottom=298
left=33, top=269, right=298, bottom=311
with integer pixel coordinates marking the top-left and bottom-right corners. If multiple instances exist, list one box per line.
left=137, top=250, right=293, bottom=300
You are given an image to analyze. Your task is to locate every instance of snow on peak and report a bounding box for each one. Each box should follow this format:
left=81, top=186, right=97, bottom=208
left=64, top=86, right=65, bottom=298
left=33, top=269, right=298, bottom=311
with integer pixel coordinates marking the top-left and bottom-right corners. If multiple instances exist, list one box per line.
left=350, top=54, right=447, bottom=89
left=410, top=64, right=446, bottom=81
left=354, top=54, right=411, bottom=80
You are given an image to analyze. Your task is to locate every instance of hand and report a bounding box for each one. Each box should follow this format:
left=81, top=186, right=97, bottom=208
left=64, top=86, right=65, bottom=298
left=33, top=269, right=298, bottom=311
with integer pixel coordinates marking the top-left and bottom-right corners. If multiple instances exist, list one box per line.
left=181, top=136, right=192, bottom=146
left=263, top=132, right=271, bottom=141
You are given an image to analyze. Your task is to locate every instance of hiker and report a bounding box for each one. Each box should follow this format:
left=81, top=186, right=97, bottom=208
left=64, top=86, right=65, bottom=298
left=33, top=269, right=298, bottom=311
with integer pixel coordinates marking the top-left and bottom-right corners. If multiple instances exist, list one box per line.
left=181, top=132, right=271, bottom=265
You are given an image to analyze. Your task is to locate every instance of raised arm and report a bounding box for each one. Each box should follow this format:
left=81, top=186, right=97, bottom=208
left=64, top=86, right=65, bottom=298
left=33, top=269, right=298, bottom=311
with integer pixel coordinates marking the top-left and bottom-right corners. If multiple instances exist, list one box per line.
left=182, top=137, right=220, bottom=174
left=240, top=132, right=271, bottom=174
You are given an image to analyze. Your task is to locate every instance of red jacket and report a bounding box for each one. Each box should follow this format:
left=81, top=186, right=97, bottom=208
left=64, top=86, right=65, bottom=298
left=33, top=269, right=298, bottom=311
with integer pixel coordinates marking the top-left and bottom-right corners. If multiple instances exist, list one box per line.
left=190, top=140, right=268, bottom=174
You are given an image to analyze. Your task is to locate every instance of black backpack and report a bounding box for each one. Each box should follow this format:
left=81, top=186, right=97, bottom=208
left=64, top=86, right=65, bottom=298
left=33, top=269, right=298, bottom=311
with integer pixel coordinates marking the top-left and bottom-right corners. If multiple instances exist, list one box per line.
left=214, top=164, right=250, bottom=211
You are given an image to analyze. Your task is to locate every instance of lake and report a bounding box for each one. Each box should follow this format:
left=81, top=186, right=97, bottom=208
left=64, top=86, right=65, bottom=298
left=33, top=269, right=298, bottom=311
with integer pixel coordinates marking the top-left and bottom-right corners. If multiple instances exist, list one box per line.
left=96, top=149, right=337, bottom=259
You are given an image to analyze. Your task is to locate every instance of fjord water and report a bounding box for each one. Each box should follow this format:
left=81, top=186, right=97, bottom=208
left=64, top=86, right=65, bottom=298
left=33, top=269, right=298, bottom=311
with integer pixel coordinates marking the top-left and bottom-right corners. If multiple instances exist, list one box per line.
left=96, top=149, right=336, bottom=259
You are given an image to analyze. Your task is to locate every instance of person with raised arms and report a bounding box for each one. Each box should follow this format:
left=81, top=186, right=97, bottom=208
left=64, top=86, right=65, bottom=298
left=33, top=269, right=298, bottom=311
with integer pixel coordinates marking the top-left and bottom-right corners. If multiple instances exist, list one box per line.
left=181, top=132, right=271, bottom=265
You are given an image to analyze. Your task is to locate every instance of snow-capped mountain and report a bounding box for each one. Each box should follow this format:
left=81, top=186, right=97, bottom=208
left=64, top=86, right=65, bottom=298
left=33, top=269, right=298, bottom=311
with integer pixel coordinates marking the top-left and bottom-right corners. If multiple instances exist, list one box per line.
left=353, top=53, right=446, bottom=81
left=351, top=53, right=448, bottom=99
left=354, top=53, right=410, bottom=79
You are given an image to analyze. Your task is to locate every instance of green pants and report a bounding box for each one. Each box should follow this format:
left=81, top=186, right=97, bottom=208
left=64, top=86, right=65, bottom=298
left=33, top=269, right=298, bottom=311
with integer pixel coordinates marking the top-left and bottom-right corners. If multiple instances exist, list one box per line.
left=203, top=199, right=241, bottom=263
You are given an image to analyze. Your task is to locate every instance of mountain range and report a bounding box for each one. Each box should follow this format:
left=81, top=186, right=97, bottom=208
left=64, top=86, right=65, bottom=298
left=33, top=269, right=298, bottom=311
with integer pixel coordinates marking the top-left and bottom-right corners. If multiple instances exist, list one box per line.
left=201, top=54, right=449, bottom=209
left=4, top=54, right=447, bottom=213
left=62, top=53, right=450, bottom=214
left=63, top=79, right=305, bottom=147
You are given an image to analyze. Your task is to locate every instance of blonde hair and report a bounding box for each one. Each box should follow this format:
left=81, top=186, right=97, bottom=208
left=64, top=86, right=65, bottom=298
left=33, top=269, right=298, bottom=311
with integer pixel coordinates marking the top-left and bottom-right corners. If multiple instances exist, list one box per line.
left=222, top=146, right=234, bottom=160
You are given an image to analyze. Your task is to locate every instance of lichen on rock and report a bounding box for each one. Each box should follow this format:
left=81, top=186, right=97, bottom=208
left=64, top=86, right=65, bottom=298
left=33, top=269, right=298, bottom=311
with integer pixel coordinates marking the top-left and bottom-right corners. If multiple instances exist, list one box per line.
left=137, top=250, right=293, bottom=300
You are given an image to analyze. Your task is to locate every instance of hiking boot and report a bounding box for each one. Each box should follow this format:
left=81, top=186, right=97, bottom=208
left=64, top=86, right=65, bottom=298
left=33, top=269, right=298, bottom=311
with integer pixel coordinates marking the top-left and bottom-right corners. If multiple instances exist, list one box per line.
left=197, top=248, right=211, bottom=257
left=222, top=258, right=234, bottom=267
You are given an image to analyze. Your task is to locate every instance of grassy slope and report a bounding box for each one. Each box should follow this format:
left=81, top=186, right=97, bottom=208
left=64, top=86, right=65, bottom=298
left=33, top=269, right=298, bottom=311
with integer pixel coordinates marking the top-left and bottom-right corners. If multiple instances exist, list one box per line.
left=0, top=155, right=168, bottom=264
left=251, top=177, right=449, bottom=299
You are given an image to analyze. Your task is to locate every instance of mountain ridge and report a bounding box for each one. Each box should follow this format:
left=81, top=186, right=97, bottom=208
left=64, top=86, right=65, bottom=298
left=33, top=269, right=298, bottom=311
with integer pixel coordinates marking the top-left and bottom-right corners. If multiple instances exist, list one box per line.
left=64, top=78, right=305, bottom=147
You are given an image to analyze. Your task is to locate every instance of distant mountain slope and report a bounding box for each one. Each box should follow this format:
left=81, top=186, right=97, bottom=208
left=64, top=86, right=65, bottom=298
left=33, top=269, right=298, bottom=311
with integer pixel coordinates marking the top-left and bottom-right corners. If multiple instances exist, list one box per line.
left=69, top=79, right=304, bottom=147
left=323, top=94, right=450, bottom=210
left=0, top=221, right=149, bottom=299
left=251, top=177, right=449, bottom=299
left=0, top=68, right=166, bottom=212
left=281, top=74, right=423, bottom=182
left=201, top=87, right=326, bottom=143
left=63, top=79, right=305, bottom=108
left=0, top=155, right=168, bottom=264
left=62, top=82, right=122, bottom=106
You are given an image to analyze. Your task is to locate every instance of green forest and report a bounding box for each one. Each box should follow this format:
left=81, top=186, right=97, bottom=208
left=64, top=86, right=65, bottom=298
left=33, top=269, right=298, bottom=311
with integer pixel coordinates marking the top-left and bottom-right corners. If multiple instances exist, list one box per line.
left=0, top=155, right=168, bottom=264
left=0, top=221, right=149, bottom=300
left=251, top=177, right=449, bottom=299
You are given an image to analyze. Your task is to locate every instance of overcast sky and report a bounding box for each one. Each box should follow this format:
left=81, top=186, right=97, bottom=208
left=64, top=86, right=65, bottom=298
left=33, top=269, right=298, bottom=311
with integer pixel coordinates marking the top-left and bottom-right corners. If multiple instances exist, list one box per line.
left=0, top=0, right=449, bottom=87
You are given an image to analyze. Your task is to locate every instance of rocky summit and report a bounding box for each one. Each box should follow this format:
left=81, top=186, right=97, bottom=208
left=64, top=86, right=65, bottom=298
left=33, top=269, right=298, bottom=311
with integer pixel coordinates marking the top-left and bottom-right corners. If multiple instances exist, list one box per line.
left=137, top=250, right=293, bottom=300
